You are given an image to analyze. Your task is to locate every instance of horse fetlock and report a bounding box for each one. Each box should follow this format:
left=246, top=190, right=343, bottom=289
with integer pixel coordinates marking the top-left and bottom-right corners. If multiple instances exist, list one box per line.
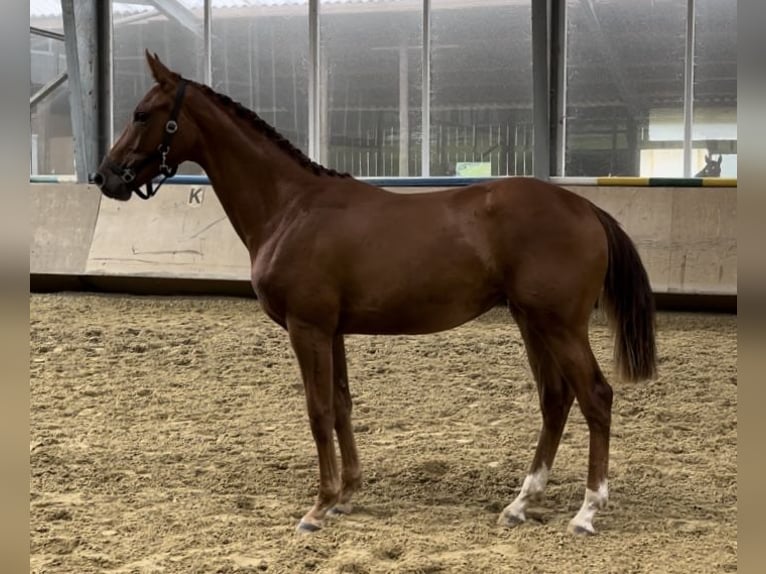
left=317, top=485, right=341, bottom=508
left=498, top=466, right=548, bottom=529
left=342, top=470, right=362, bottom=491
left=568, top=482, right=608, bottom=535
left=298, top=493, right=339, bottom=533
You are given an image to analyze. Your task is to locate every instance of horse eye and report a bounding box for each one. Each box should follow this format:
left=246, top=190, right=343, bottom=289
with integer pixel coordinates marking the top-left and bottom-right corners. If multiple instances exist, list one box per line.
left=133, top=111, right=149, bottom=123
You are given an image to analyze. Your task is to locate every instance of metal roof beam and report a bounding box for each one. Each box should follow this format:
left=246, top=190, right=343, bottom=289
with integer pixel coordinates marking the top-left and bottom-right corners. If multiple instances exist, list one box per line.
left=113, top=10, right=159, bottom=27
left=30, top=71, right=68, bottom=109
left=30, top=26, right=65, bottom=41
left=145, top=0, right=203, bottom=37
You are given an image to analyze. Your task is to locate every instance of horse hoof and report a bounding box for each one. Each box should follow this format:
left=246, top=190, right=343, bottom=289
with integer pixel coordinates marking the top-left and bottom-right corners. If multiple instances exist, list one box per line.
left=296, top=520, right=322, bottom=534
left=328, top=503, right=352, bottom=517
left=567, top=522, right=596, bottom=536
left=497, top=511, right=525, bottom=528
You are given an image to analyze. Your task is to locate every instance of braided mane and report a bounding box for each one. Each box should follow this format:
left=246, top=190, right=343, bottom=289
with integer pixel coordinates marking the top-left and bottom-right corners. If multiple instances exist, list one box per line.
left=186, top=77, right=350, bottom=179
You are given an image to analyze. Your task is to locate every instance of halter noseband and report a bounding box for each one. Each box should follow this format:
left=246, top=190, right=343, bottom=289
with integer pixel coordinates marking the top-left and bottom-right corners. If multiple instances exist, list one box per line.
left=109, top=79, right=188, bottom=200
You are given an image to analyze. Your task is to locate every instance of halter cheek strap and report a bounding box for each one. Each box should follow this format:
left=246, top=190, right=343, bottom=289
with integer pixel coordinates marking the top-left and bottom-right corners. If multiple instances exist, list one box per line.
left=112, top=79, right=188, bottom=200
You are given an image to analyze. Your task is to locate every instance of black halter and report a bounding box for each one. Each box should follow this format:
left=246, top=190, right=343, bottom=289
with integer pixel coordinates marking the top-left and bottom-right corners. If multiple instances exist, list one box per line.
left=110, top=79, right=188, bottom=200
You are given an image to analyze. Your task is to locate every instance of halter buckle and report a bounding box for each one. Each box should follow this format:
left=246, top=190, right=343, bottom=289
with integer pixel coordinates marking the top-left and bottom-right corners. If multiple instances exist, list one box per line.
left=165, top=120, right=178, bottom=134
left=159, top=144, right=171, bottom=175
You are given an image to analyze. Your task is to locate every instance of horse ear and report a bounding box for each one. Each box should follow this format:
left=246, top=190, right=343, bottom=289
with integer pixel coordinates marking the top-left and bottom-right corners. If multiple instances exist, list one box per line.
left=145, top=50, right=175, bottom=86
left=717, top=155, right=722, bottom=165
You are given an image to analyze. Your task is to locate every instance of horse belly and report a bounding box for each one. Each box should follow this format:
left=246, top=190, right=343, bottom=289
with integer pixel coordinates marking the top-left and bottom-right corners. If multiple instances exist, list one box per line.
left=339, top=259, right=502, bottom=335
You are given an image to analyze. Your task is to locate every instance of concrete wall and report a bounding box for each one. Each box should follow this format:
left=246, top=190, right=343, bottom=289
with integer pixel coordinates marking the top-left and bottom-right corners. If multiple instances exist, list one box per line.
left=85, top=185, right=249, bottom=280
left=566, top=186, right=737, bottom=296
left=30, top=182, right=737, bottom=297
left=30, top=183, right=101, bottom=275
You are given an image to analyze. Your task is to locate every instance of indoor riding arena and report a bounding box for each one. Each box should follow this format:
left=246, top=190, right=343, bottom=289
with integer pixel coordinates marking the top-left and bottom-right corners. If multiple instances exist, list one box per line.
left=30, top=1, right=736, bottom=573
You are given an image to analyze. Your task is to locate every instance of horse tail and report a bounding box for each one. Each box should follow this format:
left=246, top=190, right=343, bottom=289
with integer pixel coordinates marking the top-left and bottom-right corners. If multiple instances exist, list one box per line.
left=591, top=205, right=658, bottom=382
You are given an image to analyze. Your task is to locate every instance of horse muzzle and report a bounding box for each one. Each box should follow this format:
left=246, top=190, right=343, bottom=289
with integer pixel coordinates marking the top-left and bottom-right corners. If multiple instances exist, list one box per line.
left=89, top=165, right=134, bottom=201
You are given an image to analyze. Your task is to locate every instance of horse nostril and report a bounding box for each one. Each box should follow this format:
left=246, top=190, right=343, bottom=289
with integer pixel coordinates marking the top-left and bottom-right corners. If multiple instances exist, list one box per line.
left=90, top=172, right=105, bottom=187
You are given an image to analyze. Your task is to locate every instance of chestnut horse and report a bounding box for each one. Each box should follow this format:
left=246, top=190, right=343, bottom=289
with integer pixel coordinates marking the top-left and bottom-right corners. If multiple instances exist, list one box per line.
left=695, top=153, right=723, bottom=177
left=93, top=53, right=657, bottom=536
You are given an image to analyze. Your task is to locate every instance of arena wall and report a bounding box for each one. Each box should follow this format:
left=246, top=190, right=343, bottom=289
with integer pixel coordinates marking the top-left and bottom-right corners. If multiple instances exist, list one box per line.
left=30, top=184, right=101, bottom=275
left=30, top=182, right=737, bottom=305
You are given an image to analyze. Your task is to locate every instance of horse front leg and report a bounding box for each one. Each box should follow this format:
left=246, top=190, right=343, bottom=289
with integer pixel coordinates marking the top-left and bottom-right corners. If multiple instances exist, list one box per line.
left=329, top=334, right=362, bottom=516
left=287, top=318, right=340, bottom=533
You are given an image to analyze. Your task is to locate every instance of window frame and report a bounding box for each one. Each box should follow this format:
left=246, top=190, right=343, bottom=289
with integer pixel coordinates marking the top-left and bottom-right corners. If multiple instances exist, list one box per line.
left=29, top=0, right=736, bottom=183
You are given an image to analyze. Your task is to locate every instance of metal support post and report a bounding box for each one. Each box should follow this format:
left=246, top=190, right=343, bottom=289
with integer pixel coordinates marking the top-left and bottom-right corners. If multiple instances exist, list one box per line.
left=532, top=0, right=551, bottom=179
left=62, top=0, right=98, bottom=182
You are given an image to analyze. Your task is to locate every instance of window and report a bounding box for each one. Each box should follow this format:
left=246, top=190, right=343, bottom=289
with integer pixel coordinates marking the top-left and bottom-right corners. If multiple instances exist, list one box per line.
left=564, top=0, right=737, bottom=178
left=212, top=1, right=310, bottom=156
left=29, top=0, right=738, bottom=181
left=112, top=1, right=205, bottom=174
left=431, top=0, right=533, bottom=177
left=565, top=0, right=687, bottom=177
left=692, top=0, right=737, bottom=177
left=30, top=11, right=74, bottom=175
left=319, top=0, right=422, bottom=177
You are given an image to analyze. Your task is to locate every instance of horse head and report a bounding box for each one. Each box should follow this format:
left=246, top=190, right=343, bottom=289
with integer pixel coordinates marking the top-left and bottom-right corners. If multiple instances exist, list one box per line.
left=91, top=52, right=199, bottom=201
left=695, top=153, right=722, bottom=177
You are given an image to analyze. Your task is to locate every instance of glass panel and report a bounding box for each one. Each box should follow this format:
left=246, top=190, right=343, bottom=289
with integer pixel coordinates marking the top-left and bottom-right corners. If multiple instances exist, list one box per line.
left=320, top=0, right=422, bottom=177
left=29, top=5, right=73, bottom=175
left=112, top=1, right=205, bottom=174
left=692, top=0, right=737, bottom=177
left=30, top=81, right=74, bottom=176
left=30, top=0, right=64, bottom=33
left=430, top=0, right=532, bottom=177
left=211, top=0, right=309, bottom=156
left=565, top=0, right=686, bottom=177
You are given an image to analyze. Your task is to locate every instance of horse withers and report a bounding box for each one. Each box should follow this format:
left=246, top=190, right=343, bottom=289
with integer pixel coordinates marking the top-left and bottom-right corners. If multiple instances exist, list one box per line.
left=92, top=52, right=657, bottom=536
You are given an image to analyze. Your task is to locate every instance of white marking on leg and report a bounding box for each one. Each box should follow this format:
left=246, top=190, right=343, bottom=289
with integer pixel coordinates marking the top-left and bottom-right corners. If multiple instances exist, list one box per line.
left=568, top=480, right=609, bottom=535
left=498, top=465, right=549, bottom=525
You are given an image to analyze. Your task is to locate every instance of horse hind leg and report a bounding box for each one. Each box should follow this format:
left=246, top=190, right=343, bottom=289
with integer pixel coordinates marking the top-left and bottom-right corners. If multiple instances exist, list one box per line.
left=498, top=319, right=575, bottom=527
left=531, top=323, right=613, bottom=535
left=566, top=351, right=613, bottom=535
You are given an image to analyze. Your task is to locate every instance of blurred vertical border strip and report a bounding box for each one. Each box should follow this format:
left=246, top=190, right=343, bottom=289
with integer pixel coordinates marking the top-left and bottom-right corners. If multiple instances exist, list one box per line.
left=0, top=2, right=31, bottom=573
left=738, top=0, right=766, bottom=572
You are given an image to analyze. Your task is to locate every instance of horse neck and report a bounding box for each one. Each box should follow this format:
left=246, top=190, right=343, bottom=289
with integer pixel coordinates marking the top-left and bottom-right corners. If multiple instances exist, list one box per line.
left=187, top=89, right=321, bottom=252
